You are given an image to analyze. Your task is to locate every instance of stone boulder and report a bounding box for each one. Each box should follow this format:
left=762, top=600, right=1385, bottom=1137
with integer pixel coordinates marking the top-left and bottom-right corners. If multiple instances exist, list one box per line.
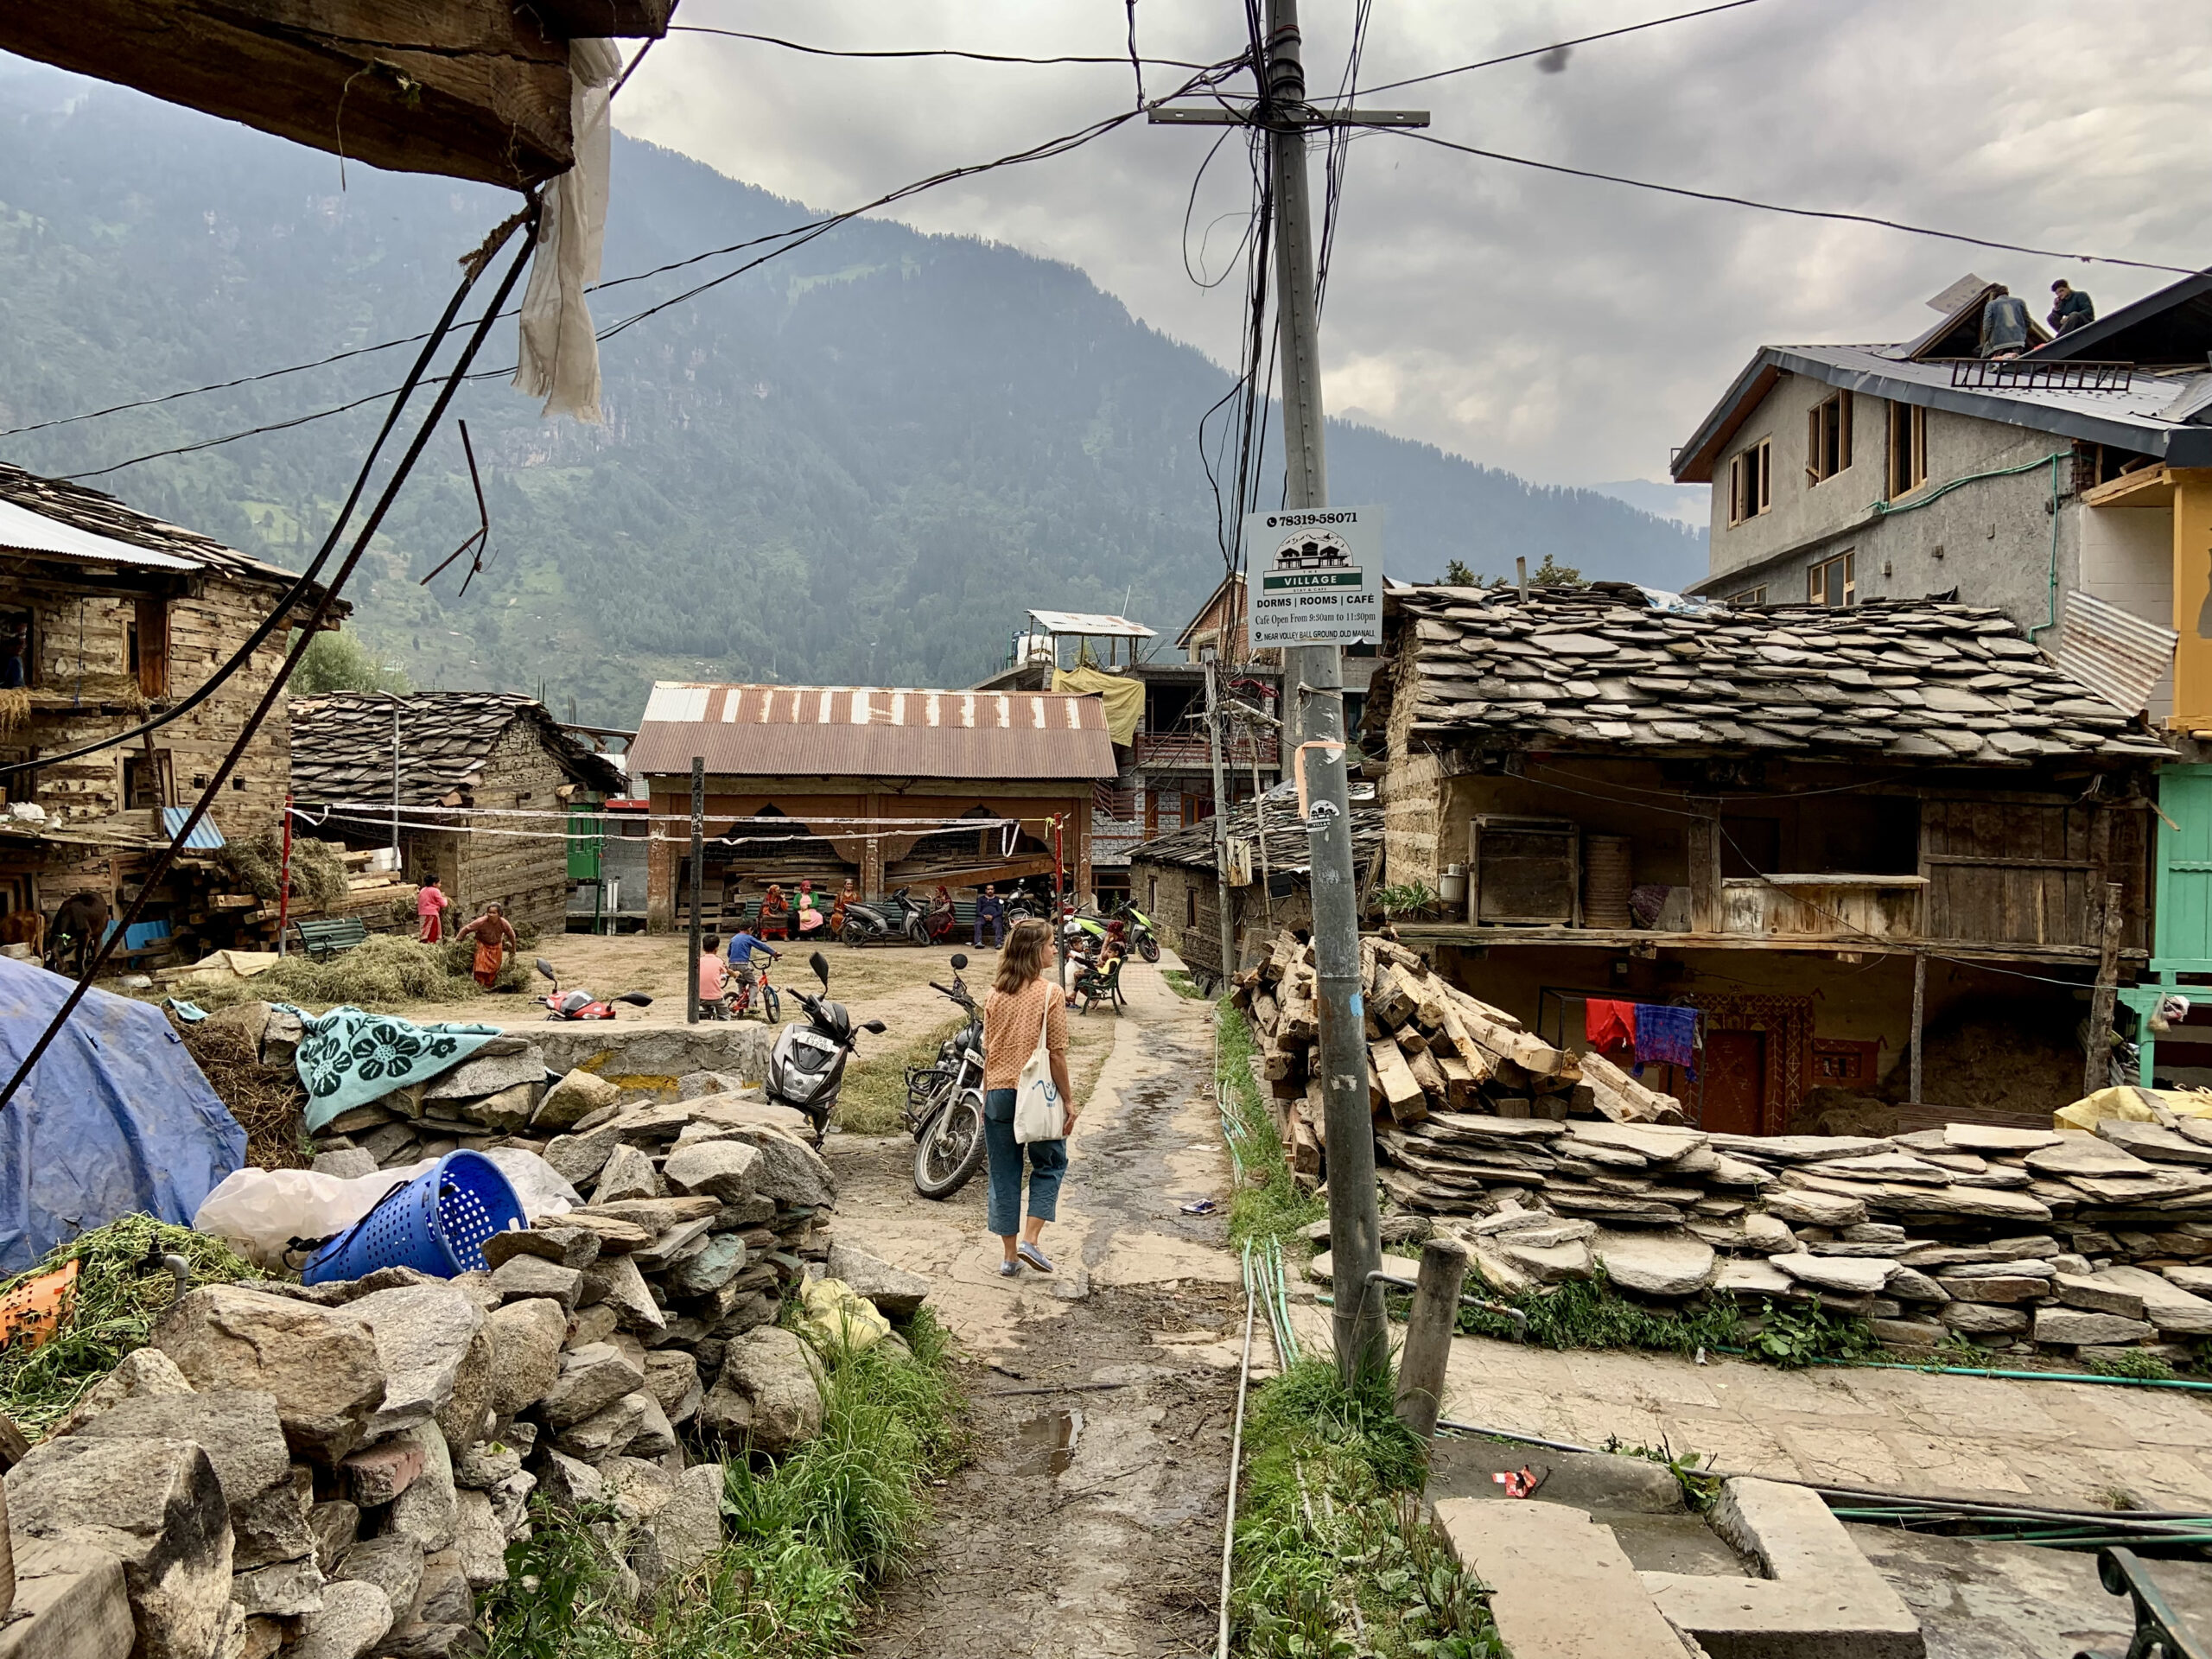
left=488, top=1255, right=583, bottom=1313
left=552, top=1392, right=645, bottom=1462
left=345, top=1285, right=488, bottom=1440
left=713, top=1128, right=835, bottom=1210
left=452, top=1491, right=508, bottom=1592
left=698, top=1327, right=822, bottom=1454
left=642, top=1351, right=702, bottom=1427
left=667, top=1235, right=747, bottom=1296
left=661, top=1141, right=762, bottom=1205
left=1589, top=1229, right=1716, bottom=1298
left=582, top=1254, right=666, bottom=1335
left=484, top=1298, right=568, bottom=1416
left=592, top=1145, right=661, bottom=1205
left=58, top=1345, right=195, bottom=1435
left=539, top=1343, right=647, bottom=1428
left=823, top=1241, right=929, bottom=1319
left=484, top=1225, right=600, bottom=1272
left=153, top=1287, right=385, bottom=1464
left=7, top=1435, right=232, bottom=1659
left=543, top=1124, right=625, bottom=1189
left=289, top=1578, right=393, bottom=1659
left=2033, top=1306, right=2152, bottom=1347
left=649, top=1463, right=725, bottom=1579
left=533, top=1068, right=624, bottom=1132
left=68, top=1389, right=309, bottom=1572
left=331, top=1534, right=425, bottom=1624
left=2088, top=1266, right=2212, bottom=1335
left=386, top=1425, right=457, bottom=1554
left=422, top=1049, right=546, bottom=1104
left=1770, top=1254, right=1894, bottom=1297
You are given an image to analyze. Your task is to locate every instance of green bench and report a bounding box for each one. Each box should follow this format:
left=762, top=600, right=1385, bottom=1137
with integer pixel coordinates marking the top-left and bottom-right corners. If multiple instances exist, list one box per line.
left=292, top=917, right=371, bottom=961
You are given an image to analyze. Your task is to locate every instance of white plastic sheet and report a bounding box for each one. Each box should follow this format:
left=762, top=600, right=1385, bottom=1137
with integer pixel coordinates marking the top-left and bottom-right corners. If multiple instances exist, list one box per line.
left=513, top=37, right=621, bottom=422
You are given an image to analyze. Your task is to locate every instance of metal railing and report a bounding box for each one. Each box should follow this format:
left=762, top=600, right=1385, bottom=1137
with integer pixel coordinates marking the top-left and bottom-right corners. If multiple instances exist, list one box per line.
left=1948, top=359, right=2133, bottom=392
left=1134, top=731, right=1279, bottom=767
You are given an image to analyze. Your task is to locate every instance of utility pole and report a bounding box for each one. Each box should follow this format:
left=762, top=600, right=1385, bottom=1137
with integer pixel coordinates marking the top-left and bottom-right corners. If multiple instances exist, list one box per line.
left=685, top=756, right=704, bottom=1026
left=1150, top=3, right=1423, bottom=1384
left=1204, top=660, right=1237, bottom=989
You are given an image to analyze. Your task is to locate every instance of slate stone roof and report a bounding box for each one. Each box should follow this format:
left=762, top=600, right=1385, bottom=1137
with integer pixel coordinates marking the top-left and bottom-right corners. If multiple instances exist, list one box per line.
left=289, top=692, right=625, bottom=807
left=1130, top=792, right=1382, bottom=876
left=1368, top=584, right=2173, bottom=767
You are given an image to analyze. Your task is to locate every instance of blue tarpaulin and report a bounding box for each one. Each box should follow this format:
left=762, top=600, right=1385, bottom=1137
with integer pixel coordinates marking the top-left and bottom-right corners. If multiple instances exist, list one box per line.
left=0, top=957, right=246, bottom=1272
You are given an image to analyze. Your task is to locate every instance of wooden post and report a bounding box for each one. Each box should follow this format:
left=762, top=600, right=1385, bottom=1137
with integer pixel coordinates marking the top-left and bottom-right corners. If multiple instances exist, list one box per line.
left=685, top=757, right=703, bottom=1026
left=1394, top=1236, right=1469, bottom=1440
left=1909, top=950, right=1927, bottom=1104
left=276, top=791, right=294, bottom=957
left=1685, top=798, right=1721, bottom=932
left=2086, top=880, right=2125, bottom=1096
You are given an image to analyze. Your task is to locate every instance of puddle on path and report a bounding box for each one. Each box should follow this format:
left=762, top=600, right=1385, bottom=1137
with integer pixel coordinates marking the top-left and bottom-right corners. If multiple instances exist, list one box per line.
left=1013, top=1408, right=1084, bottom=1476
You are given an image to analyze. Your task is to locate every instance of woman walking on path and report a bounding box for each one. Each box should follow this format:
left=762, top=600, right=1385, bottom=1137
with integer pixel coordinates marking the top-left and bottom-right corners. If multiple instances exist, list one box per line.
left=982, top=917, right=1079, bottom=1276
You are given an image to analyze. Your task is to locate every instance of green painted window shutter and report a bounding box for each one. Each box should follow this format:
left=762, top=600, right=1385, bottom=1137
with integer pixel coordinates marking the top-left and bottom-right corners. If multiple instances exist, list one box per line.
left=2154, top=766, right=2212, bottom=972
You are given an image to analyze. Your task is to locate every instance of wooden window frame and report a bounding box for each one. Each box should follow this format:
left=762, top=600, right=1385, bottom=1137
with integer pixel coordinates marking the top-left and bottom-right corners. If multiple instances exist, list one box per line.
left=1886, top=403, right=1929, bottom=499
left=1806, top=391, right=1853, bottom=485
left=1726, top=439, right=1772, bottom=526
left=123, top=748, right=174, bottom=810
left=1808, top=550, right=1856, bottom=607
left=1729, top=586, right=1768, bottom=607
left=125, top=597, right=169, bottom=698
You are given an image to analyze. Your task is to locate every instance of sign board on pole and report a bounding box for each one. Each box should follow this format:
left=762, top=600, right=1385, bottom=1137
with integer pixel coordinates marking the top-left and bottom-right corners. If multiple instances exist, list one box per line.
left=1244, top=506, right=1383, bottom=647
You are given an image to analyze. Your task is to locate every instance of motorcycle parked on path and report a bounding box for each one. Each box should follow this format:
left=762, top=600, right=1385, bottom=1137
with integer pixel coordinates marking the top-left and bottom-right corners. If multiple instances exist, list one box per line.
left=532, top=958, right=653, bottom=1020
left=839, top=886, right=931, bottom=947
left=766, top=950, right=887, bottom=1140
left=1116, top=902, right=1162, bottom=963
left=906, top=952, right=987, bottom=1199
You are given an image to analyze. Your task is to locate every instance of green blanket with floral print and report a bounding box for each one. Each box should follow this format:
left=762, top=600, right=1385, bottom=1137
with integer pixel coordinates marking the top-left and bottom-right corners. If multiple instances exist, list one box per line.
left=284, top=1005, right=504, bottom=1132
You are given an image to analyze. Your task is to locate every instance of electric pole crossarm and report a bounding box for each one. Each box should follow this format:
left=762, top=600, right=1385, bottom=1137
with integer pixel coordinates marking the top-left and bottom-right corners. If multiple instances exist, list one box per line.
left=1145, top=105, right=1428, bottom=127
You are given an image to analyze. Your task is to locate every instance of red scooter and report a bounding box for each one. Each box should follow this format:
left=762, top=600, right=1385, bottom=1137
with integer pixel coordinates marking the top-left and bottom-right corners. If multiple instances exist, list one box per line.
left=532, top=957, right=653, bottom=1020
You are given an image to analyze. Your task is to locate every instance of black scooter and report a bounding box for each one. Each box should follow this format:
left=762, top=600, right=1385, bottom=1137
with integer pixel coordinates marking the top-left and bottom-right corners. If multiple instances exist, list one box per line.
left=765, top=950, right=887, bottom=1139
left=839, top=886, right=931, bottom=947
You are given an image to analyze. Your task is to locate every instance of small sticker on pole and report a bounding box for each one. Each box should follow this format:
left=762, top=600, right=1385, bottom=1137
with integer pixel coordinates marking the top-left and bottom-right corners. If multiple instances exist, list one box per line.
left=1244, top=506, right=1384, bottom=647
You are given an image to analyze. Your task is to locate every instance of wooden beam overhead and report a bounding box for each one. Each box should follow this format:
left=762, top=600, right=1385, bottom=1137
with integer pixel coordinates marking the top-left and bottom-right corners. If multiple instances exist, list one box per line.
left=0, top=0, right=664, bottom=189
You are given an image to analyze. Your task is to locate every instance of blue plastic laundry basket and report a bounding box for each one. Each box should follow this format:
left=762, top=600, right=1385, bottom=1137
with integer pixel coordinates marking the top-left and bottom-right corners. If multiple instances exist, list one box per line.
left=302, top=1151, right=525, bottom=1285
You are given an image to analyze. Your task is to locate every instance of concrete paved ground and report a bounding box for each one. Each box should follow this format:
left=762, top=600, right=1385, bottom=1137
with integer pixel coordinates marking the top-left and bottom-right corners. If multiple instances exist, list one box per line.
left=1286, top=1289, right=2212, bottom=1512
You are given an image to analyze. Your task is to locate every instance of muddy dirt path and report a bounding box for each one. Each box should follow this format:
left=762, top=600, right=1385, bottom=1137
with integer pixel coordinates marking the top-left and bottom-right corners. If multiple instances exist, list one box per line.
left=829, top=960, right=1244, bottom=1659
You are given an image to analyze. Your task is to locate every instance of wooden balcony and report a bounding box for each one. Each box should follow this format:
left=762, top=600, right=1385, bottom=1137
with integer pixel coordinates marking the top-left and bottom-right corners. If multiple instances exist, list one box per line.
left=1134, top=731, right=1278, bottom=770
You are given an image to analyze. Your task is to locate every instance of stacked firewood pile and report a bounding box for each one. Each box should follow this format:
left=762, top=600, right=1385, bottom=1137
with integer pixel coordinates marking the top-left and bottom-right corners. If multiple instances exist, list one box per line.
left=1230, top=930, right=1684, bottom=1202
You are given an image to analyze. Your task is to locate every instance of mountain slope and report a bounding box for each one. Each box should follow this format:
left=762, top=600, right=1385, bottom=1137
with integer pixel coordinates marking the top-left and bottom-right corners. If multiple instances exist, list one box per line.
left=0, top=60, right=1703, bottom=723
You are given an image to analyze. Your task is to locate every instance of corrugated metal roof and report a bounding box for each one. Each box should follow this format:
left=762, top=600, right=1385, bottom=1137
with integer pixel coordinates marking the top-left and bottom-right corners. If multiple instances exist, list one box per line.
left=1027, top=610, right=1156, bottom=639
left=161, top=807, right=226, bottom=850
left=629, top=683, right=1120, bottom=781
left=0, top=499, right=200, bottom=570
left=2052, top=589, right=2177, bottom=715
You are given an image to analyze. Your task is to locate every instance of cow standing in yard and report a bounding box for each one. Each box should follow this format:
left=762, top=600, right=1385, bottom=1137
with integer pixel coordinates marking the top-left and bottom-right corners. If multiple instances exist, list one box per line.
left=0, top=909, right=42, bottom=959
left=45, top=892, right=109, bottom=977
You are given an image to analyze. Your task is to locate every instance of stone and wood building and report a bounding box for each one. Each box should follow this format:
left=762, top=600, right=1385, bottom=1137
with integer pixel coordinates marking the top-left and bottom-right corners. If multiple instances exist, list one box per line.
left=289, top=691, right=624, bottom=938
left=1361, top=583, right=2173, bottom=1134
left=0, top=462, right=341, bottom=955
left=626, top=683, right=1119, bottom=931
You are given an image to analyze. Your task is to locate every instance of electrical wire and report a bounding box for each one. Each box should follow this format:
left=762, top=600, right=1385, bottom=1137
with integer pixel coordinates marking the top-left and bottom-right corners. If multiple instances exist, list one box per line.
left=0, top=210, right=541, bottom=1116
left=0, top=207, right=537, bottom=779
left=1387, top=130, right=2199, bottom=275
left=43, top=57, right=1254, bottom=481
left=666, top=23, right=1218, bottom=72
left=1329, top=0, right=1777, bottom=99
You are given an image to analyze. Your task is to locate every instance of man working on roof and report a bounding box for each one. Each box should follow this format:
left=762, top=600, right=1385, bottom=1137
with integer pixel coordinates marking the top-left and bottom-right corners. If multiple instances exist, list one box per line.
left=1979, top=285, right=2031, bottom=358
left=2050, top=279, right=2095, bottom=336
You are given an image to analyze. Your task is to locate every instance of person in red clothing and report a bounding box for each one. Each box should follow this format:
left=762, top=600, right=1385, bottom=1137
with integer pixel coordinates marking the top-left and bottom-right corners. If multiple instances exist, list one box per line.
left=416, top=876, right=450, bottom=944
left=455, top=903, right=518, bottom=988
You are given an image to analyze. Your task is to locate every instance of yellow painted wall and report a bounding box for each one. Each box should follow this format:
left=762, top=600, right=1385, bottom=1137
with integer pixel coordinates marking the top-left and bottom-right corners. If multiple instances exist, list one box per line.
left=2171, top=469, right=2212, bottom=728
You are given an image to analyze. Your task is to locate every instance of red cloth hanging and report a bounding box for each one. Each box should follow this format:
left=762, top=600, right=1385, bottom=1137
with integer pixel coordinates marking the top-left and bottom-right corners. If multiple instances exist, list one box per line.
left=1585, top=998, right=1637, bottom=1056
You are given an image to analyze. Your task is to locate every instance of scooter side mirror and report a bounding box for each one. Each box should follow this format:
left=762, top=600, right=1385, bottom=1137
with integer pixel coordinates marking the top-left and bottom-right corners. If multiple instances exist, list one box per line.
left=618, top=993, right=653, bottom=1007
left=950, top=953, right=969, bottom=970
left=534, top=957, right=556, bottom=980
left=810, top=950, right=830, bottom=988
left=863, top=1020, right=887, bottom=1034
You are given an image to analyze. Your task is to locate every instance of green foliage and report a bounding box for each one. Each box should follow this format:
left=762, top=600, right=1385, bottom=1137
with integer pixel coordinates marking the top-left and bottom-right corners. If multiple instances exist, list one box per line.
left=1605, top=1436, right=1723, bottom=1512
left=291, top=629, right=411, bottom=695
left=481, top=1313, right=963, bottom=1659
left=1160, top=969, right=1206, bottom=1000
left=1458, top=1269, right=1743, bottom=1356
left=1441, top=559, right=1478, bottom=586
left=2086, top=1349, right=2178, bottom=1382
left=0, top=1216, right=261, bottom=1434
left=0, top=86, right=1702, bottom=726
left=1236, top=1361, right=1503, bottom=1659
left=1740, top=1299, right=1878, bottom=1370
left=1219, top=1004, right=1324, bottom=1248
left=1373, top=881, right=1435, bottom=918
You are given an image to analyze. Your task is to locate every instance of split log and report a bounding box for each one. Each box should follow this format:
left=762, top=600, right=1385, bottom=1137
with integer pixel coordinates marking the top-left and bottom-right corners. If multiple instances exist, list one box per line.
left=1406, top=1046, right=1449, bottom=1114
left=1372, top=1037, right=1427, bottom=1124
left=1579, top=1050, right=1688, bottom=1126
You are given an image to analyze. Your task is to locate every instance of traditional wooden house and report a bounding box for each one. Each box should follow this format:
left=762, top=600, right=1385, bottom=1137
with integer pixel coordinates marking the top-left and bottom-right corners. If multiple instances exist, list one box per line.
left=0, top=462, right=341, bottom=952
left=1362, top=583, right=2175, bottom=1133
left=1129, top=792, right=1382, bottom=989
left=289, top=690, right=624, bottom=938
left=626, top=683, right=1119, bottom=929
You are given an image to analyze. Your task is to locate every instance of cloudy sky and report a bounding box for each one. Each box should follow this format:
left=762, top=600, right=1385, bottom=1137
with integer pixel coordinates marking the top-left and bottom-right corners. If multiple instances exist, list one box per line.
left=612, top=0, right=2209, bottom=497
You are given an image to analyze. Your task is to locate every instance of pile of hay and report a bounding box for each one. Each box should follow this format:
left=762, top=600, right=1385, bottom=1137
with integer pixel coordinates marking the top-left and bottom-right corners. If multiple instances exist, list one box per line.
left=182, top=932, right=527, bottom=1014
left=0, top=1216, right=259, bottom=1436
left=175, top=1015, right=308, bottom=1169
left=218, top=830, right=351, bottom=913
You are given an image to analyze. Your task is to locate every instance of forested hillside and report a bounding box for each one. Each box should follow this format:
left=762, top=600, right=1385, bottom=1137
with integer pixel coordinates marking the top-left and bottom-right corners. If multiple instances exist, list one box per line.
left=0, top=60, right=1702, bottom=724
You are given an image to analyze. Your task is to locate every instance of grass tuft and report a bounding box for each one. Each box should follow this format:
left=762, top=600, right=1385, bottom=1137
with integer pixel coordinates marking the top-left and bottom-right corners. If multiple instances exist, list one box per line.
left=0, top=1215, right=261, bottom=1434
left=1218, top=1003, right=1324, bottom=1249
left=834, top=1014, right=966, bottom=1136
left=1235, top=1359, right=1503, bottom=1659
left=481, top=1308, right=964, bottom=1659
